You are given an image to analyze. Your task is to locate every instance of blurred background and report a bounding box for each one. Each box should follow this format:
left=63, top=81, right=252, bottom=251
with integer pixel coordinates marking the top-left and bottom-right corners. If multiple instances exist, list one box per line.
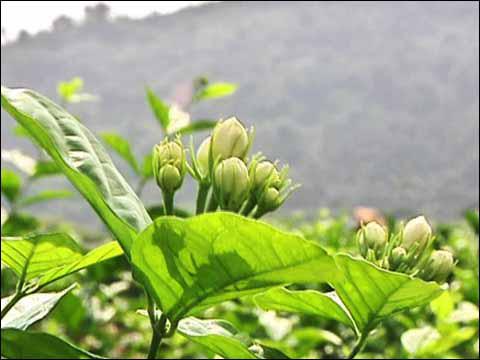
left=1, top=1, right=479, bottom=230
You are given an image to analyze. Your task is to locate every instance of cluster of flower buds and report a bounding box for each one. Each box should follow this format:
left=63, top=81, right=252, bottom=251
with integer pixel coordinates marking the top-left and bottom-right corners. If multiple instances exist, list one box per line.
left=357, top=216, right=455, bottom=284
left=152, top=137, right=187, bottom=214
left=187, top=116, right=299, bottom=217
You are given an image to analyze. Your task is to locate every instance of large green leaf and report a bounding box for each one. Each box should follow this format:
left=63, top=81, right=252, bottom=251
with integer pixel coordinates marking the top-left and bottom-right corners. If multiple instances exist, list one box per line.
left=132, top=212, right=338, bottom=323
left=254, top=287, right=354, bottom=329
left=178, top=317, right=257, bottom=359
left=18, top=190, right=73, bottom=207
left=193, top=82, right=237, bottom=102
left=1, top=168, right=22, bottom=203
left=1, top=233, right=123, bottom=289
left=100, top=132, right=140, bottom=174
left=333, top=254, right=443, bottom=334
left=1, top=284, right=75, bottom=330
left=1, top=328, right=104, bottom=359
left=1, top=86, right=152, bottom=253
left=146, top=86, right=170, bottom=130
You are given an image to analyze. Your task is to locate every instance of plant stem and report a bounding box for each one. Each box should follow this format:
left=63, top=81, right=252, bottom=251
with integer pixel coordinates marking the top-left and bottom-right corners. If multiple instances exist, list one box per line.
left=241, top=197, right=256, bottom=216
left=1, top=290, right=23, bottom=319
left=162, top=191, right=174, bottom=216
left=195, top=183, right=210, bottom=215
left=348, top=330, right=370, bottom=359
left=147, top=327, right=163, bottom=359
left=206, top=192, right=218, bottom=212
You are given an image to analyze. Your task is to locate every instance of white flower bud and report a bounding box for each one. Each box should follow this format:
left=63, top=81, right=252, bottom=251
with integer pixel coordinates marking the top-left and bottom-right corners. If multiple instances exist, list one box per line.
left=213, top=157, right=250, bottom=212
left=211, top=117, right=251, bottom=162
left=402, top=216, right=432, bottom=251
left=196, top=136, right=211, bottom=177
left=420, top=250, right=454, bottom=283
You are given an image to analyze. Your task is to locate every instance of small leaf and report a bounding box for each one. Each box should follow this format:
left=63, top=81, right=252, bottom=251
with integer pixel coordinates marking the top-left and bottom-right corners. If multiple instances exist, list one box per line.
left=178, top=317, right=257, bottom=359
left=32, top=161, right=62, bottom=179
left=132, top=212, right=338, bottom=323
left=142, top=154, right=154, bottom=178
left=146, top=86, right=170, bottom=130
left=465, top=209, right=479, bottom=234
left=1, top=284, right=75, bottom=330
left=1, top=328, right=104, bottom=359
left=1, top=168, right=22, bottom=202
left=101, top=132, right=140, bottom=174
left=57, top=77, right=83, bottom=102
left=146, top=205, right=192, bottom=219
left=1, top=86, right=152, bottom=254
left=254, top=287, right=354, bottom=329
left=18, top=190, right=73, bottom=207
left=176, top=119, right=218, bottom=136
left=1, top=213, right=40, bottom=236
left=333, top=254, right=443, bottom=334
left=193, top=82, right=237, bottom=102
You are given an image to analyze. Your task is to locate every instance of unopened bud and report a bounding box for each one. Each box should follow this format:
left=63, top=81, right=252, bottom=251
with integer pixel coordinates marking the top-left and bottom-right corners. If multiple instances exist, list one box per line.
left=153, top=138, right=186, bottom=193
left=213, top=157, right=250, bottom=212
left=251, top=161, right=280, bottom=193
left=420, top=250, right=454, bottom=283
left=389, top=247, right=408, bottom=270
left=196, top=136, right=211, bottom=177
left=257, top=187, right=281, bottom=212
left=211, top=117, right=252, bottom=162
left=402, top=216, right=432, bottom=252
left=359, top=222, right=387, bottom=259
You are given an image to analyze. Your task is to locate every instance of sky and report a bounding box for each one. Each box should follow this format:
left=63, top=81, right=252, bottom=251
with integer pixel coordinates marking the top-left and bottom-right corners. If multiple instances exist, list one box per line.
left=1, top=1, right=209, bottom=44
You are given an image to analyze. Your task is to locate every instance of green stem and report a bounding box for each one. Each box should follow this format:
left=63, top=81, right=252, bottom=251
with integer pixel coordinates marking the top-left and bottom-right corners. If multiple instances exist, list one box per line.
left=206, top=193, right=218, bottom=212
left=162, top=191, right=174, bottom=216
left=1, top=290, right=23, bottom=319
left=195, top=183, right=210, bottom=215
left=348, top=330, right=370, bottom=359
left=241, top=197, right=256, bottom=216
left=147, top=327, right=163, bottom=359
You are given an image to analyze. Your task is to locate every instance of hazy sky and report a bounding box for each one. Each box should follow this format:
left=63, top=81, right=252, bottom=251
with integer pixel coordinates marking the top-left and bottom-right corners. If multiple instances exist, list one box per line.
left=1, top=1, right=209, bottom=43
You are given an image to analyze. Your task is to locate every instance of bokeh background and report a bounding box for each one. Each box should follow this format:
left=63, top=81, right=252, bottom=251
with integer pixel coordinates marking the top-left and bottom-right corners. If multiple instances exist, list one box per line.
left=1, top=1, right=479, bottom=230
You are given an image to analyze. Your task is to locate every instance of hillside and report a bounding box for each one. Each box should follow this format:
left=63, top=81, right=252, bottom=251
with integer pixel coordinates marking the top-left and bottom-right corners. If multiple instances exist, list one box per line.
left=1, top=1, right=478, bottom=227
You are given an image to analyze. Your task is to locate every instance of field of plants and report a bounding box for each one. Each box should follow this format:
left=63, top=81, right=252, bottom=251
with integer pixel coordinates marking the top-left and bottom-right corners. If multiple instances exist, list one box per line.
left=1, top=78, right=478, bottom=359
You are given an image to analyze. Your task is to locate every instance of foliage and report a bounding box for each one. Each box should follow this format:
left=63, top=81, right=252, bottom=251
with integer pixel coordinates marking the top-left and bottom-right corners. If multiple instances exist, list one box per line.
left=0, top=84, right=477, bottom=360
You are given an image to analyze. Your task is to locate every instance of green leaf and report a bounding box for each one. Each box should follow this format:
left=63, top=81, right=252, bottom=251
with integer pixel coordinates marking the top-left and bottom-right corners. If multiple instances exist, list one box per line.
left=1, top=213, right=40, bottom=236
left=1, top=284, right=75, bottom=330
left=333, top=254, right=443, bottom=334
left=132, top=212, right=338, bottom=323
left=146, top=205, right=192, bottom=219
left=178, top=317, right=257, bottom=359
left=57, top=77, right=83, bottom=102
left=18, top=190, right=73, bottom=207
left=146, top=86, right=170, bottom=130
left=100, top=132, right=140, bottom=174
left=1, top=86, right=152, bottom=254
left=1, top=328, right=104, bottom=359
left=254, top=287, right=354, bottom=329
left=1, top=233, right=83, bottom=282
left=176, top=119, right=218, bottom=136
left=32, top=161, right=62, bottom=179
left=142, top=154, right=154, bottom=178
left=465, top=209, right=479, bottom=234
left=1, top=233, right=123, bottom=289
left=193, top=82, right=237, bottom=102
left=1, top=168, right=22, bottom=202
left=36, top=240, right=123, bottom=289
